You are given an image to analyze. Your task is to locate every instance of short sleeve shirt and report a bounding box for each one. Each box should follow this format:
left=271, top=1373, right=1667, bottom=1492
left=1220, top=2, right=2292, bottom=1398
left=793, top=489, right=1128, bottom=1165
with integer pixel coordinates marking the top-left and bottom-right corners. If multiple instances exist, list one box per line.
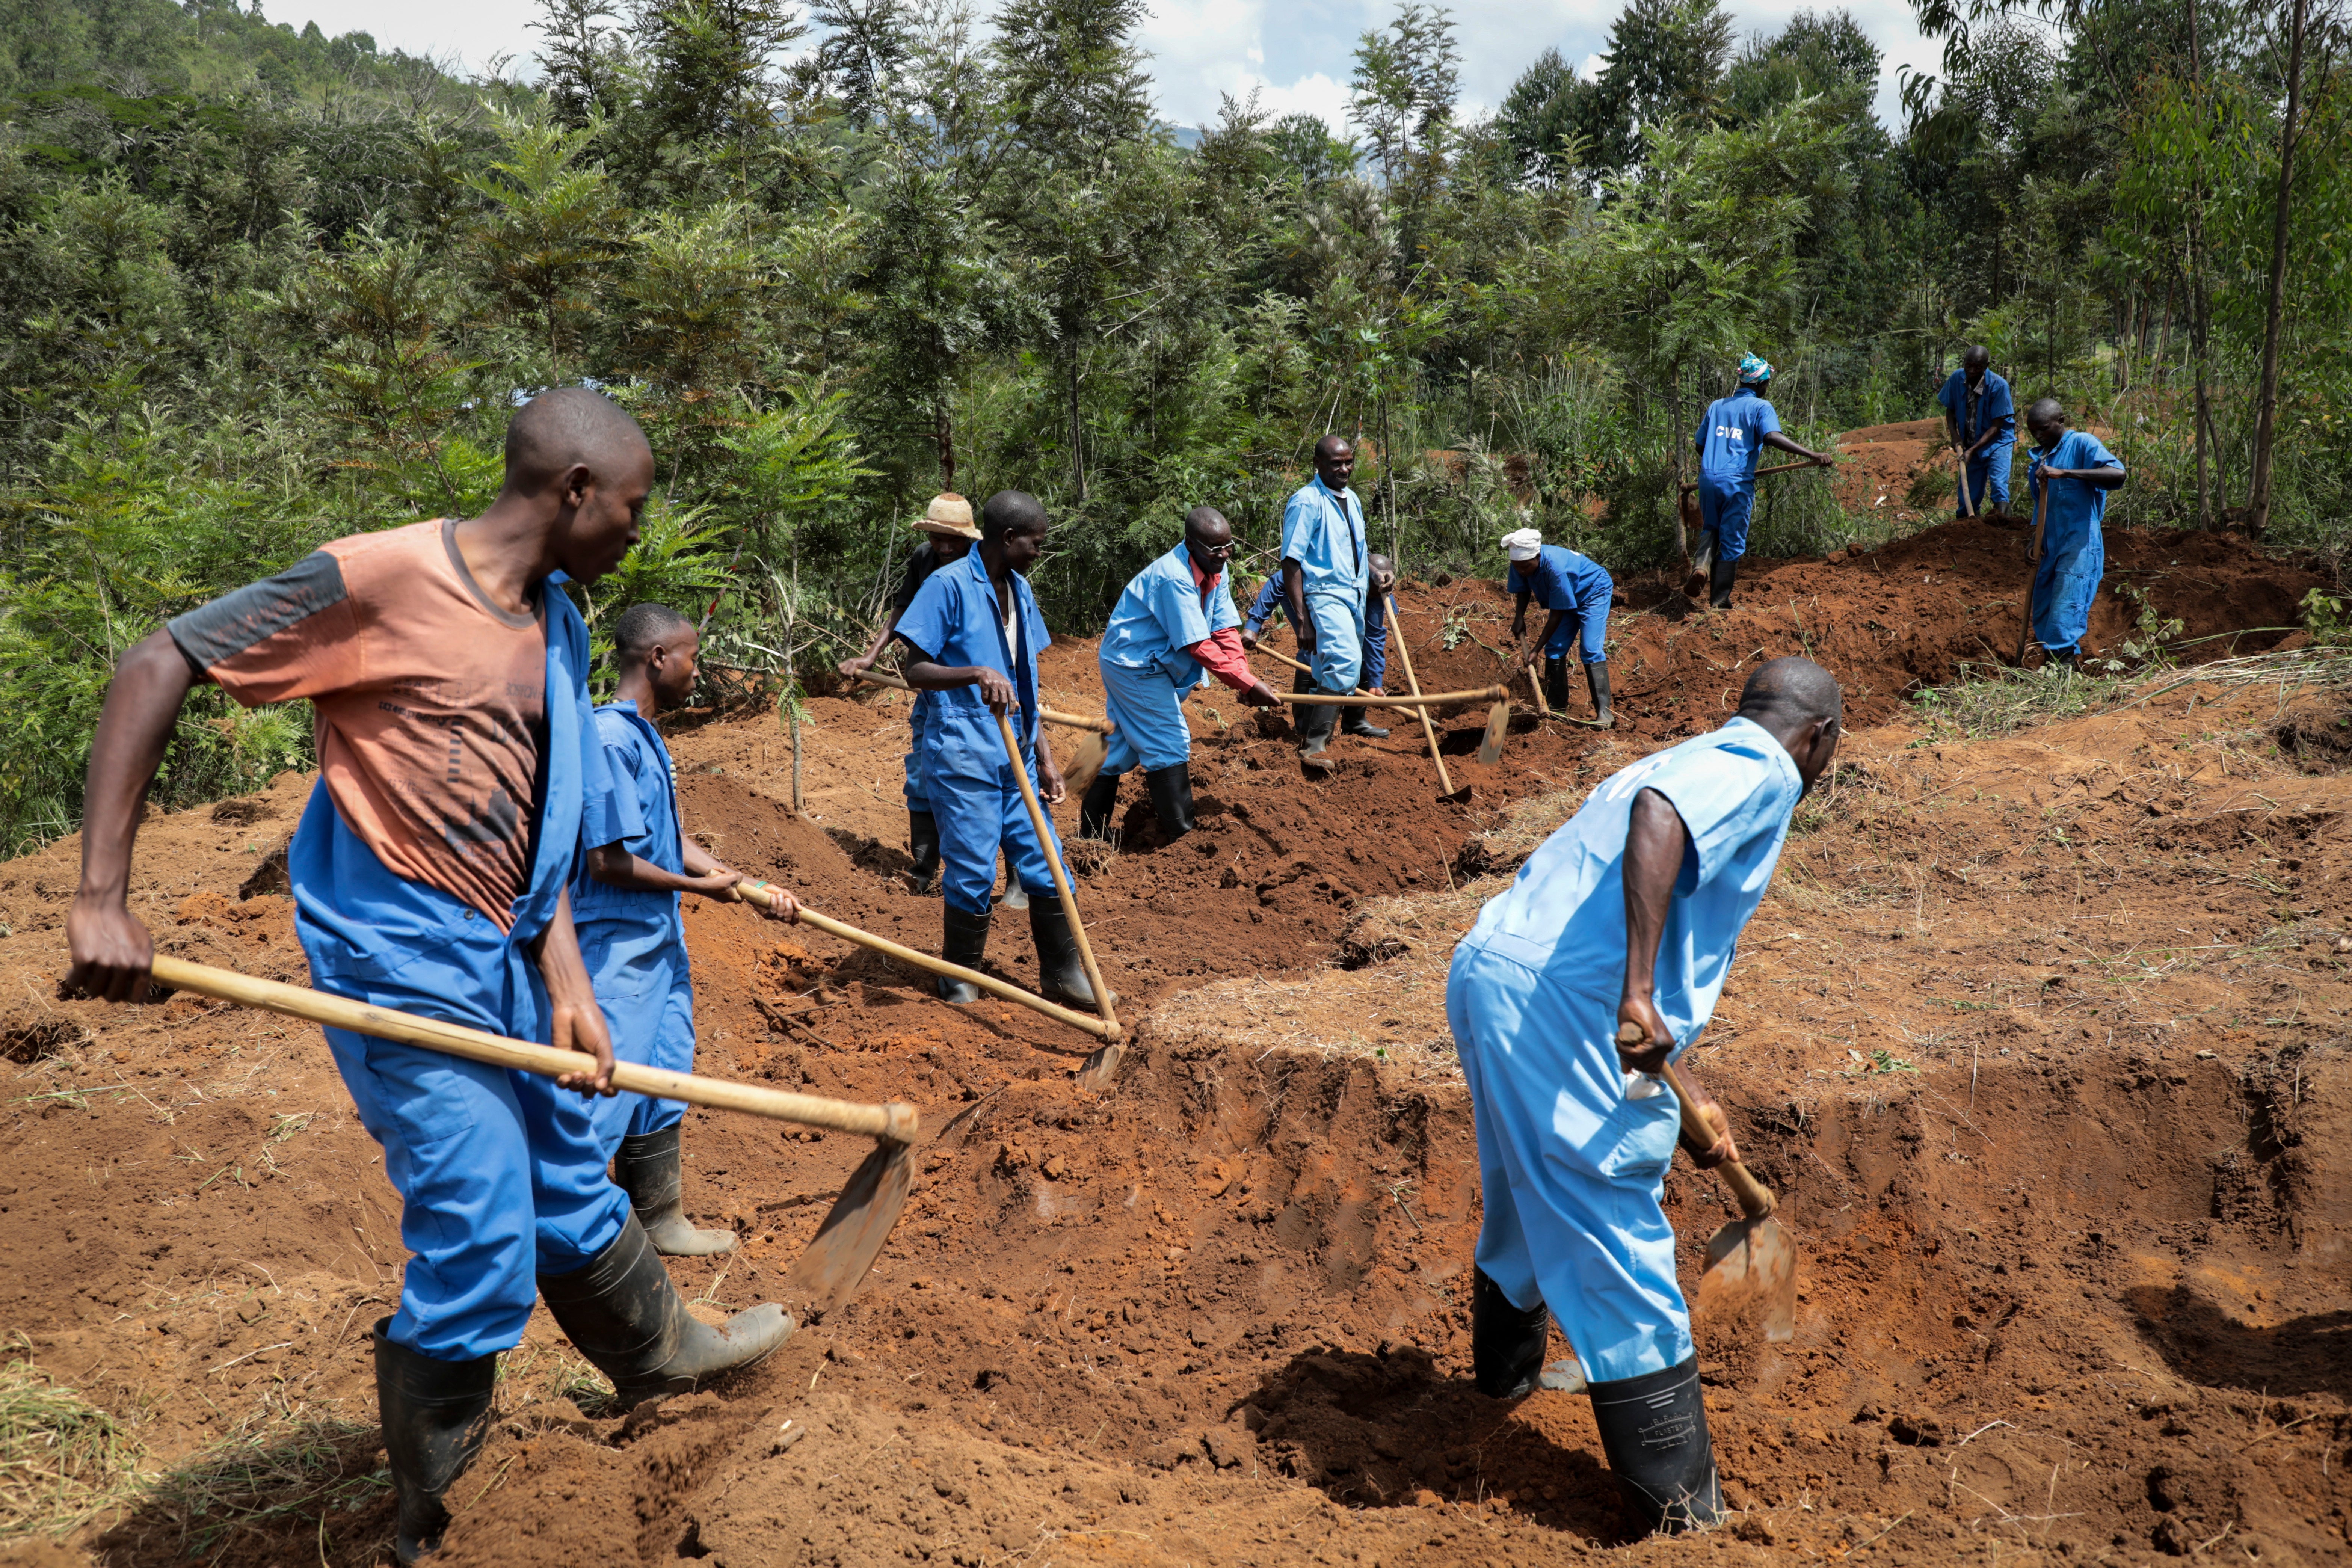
left=571, top=700, right=685, bottom=932
left=1279, top=477, right=1368, bottom=596
left=1695, top=389, right=1783, bottom=483
left=1506, top=545, right=1613, bottom=616
left=892, top=551, right=1055, bottom=775
left=2028, top=429, right=2123, bottom=560
left=1938, top=369, right=2015, bottom=445
left=167, top=519, right=548, bottom=927
left=1460, top=717, right=1804, bottom=1051
left=1098, top=541, right=1243, bottom=684
left=891, top=542, right=950, bottom=617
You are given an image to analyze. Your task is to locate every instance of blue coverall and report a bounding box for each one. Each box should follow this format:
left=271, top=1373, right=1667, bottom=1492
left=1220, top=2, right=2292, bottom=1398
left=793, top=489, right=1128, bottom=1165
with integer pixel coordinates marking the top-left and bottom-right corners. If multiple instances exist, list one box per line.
left=268, top=585, right=630, bottom=1363
left=1692, top=388, right=1783, bottom=563
left=1245, top=576, right=1389, bottom=688
left=574, top=699, right=695, bottom=1153
left=1279, top=476, right=1371, bottom=693
left=1507, top=545, right=1614, bottom=663
left=1937, top=368, right=2017, bottom=515
left=1097, top=541, right=1244, bottom=777
left=2027, top=429, right=2124, bottom=656
left=1446, top=718, right=1803, bottom=1383
left=893, top=551, right=1063, bottom=916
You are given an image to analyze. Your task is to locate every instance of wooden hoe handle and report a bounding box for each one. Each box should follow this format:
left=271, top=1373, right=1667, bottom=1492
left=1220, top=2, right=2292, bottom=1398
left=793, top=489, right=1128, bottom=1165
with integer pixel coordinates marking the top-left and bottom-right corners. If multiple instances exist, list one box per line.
left=1615, top=1021, right=1777, bottom=1221
left=995, top=712, right=1119, bottom=1034
left=146, top=955, right=919, bottom=1143
left=1679, top=459, right=1817, bottom=496
left=1279, top=684, right=1507, bottom=708
left=1383, top=592, right=1457, bottom=798
left=851, top=669, right=1111, bottom=735
left=730, top=883, right=1117, bottom=1041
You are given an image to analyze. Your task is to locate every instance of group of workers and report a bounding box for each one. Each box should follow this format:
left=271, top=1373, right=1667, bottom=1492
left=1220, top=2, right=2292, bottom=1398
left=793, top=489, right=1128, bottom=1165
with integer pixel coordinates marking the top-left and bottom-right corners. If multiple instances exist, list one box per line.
left=54, top=346, right=2127, bottom=1555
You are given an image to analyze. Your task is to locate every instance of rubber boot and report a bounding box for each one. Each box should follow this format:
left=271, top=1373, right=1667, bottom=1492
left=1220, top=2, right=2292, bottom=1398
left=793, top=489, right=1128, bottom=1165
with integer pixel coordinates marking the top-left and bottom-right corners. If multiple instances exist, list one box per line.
left=1587, top=1357, right=1726, bottom=1536
left=2049, top=647, right=2079, bottom=676
left=1472, top=1268, right=1550, bottom=1400
left=937, top=904, right=990, bottom=1004
left=1028, top=895, right=1100, bottom=1009
left=1144, top=762, right=1195, bottom=840
left=1586, top=660, right=1614, bottom=729
left=907, top=810, right=941, bottom=894
left=1708, top=554, right=1737, bottom=611
left=537, top=1215, right=792, bottom=1413
left=1342, top=705, right=1389, bottom=739
left=1077, top=772, right=1121, bottom=840
left=1543, top=655, right=1571, bottom=714
left=998, top=852, right=1028, bottom=912
left=613, top=1125, right=735, bottom=1257
left=1294, top=672, right=1336, bottom=771
left=374, top=1322, right=496, bottom=1564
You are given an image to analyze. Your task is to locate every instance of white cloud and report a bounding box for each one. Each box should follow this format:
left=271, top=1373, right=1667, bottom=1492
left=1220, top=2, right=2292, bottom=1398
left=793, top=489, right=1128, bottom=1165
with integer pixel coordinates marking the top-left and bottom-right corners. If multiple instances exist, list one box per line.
left=263, top=0, right=545, bottom=75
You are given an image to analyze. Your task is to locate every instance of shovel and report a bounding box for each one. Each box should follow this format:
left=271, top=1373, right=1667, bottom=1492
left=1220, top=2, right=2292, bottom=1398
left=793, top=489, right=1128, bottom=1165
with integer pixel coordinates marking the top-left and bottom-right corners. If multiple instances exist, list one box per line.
left=138, top=955, right=917, bottom=1313
left=1619, top=1024, right=1795, bottom=1342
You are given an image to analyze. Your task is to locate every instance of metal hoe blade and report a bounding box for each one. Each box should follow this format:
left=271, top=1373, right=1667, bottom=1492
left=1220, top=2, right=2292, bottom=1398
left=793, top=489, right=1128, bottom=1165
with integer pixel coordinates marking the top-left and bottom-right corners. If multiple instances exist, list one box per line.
left=1477, top=698, right=1509, bottom=764
left=1697, top=1213, right=1797, bottom=1343
left=781, top=1137, right=917, bottom=1316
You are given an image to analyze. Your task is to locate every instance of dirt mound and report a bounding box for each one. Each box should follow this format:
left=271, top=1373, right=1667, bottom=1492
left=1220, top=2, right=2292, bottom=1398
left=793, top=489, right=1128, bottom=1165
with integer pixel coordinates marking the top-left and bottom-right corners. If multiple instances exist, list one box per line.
left=0, top=517, right=2345, bottom=1567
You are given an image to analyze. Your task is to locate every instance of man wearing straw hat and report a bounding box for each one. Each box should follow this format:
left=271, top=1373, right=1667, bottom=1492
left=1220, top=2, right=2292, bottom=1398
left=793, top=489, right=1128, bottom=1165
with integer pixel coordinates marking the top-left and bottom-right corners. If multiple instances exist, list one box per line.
left=1081, top=506, right=1283, bottom=842
left=1501, top=527, right=1615, bottom=727
left=1691, top=356, right=1833, bottom=609
left=840, top=494, right=979, bottom=892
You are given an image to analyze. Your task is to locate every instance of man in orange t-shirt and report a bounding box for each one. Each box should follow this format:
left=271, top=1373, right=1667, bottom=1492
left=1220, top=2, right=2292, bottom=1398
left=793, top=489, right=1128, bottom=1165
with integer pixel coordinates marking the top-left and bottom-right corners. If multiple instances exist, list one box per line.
left=63, top=389, right=793, bottom=1564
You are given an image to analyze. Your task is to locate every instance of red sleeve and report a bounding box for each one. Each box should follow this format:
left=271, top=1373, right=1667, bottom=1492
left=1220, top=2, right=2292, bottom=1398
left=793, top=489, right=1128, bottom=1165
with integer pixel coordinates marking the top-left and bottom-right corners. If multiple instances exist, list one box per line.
left=1189, top=628, right=1259, bottom=692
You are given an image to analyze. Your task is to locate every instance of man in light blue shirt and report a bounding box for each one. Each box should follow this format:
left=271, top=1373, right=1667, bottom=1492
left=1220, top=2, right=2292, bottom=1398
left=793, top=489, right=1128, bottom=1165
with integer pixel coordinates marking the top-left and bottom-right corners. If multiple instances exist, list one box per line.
left=2023, top=397, right=2126, bottom=669
left=1279, top=435, right=1373, bottom=771
left=1446, top=657, right=1842, bottom=1535
left=1937, top=346, right=2016, bottom=517
left=1691, top=355, right=1833, bottom=609
left=1082, top=507, right=1281, bottom=841
left=1243, top=554, right=1395, bottom=700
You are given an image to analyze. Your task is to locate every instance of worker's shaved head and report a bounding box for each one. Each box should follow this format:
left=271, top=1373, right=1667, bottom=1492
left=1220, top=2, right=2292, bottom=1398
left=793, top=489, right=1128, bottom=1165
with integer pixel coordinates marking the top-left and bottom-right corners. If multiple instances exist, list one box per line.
left=1184, top=505, right=1230, bottom=542
left=503, top=387, right=650, bottom=493
left=1738, top=657, right=1842, bottom=727
left=2026, top=397, right=2069, bottom=429
left=1962, top=345, right=1991, bottom=372
left=1315, top=435, right=1353, bottom=460
left=612, top=601, right=694, bottom=665
left=981, top=489, right=1048, bottom=541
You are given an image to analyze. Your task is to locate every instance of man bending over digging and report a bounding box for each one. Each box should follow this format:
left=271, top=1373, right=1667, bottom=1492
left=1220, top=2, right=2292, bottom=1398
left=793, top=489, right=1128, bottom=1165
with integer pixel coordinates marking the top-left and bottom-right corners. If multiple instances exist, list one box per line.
left=1446, top=656, right=1842, bottom=1535
left=62, top=389, right=792, bottom=1563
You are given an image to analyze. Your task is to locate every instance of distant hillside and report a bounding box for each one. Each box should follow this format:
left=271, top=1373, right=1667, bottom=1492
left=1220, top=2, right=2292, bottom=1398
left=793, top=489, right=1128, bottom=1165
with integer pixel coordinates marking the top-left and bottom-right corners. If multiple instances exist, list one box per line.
left=0, top=0, right=463, bottom=104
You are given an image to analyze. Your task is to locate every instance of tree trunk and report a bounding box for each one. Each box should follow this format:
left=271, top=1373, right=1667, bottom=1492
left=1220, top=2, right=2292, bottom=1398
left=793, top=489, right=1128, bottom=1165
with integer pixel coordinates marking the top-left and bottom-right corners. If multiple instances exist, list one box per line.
left=2188, top=217, right=2215, bottom=527
left=2247, top=0, right=2310, bottom=537
left=2154, top=272, right=2175, bottom=387
left=1067, top=352, right=1087, bottom=502
left=933, top=397, right=956, bottom=492
left=1381, top=396, right=1399, bottom=565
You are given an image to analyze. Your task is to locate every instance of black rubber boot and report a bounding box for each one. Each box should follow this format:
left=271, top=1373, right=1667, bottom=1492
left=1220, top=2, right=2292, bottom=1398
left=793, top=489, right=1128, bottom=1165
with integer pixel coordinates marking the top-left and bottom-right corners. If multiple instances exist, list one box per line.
left=374, top=1322, right=495, bottom=1564
left=1586, top=660, right=1614, bottom=729
left=1543, top=655, right=1571, bottom=713
left=1028, top=895, right=1100, bottom=1008
left=2049, top=647, right=2079, bottom=675
left=1587, top=1357, right=1726, bottom=1535
left=1472, top=1268, right=1551, bottom=1400
left=1341, top=705, right=1388, bottom=739
left=613, top=1126, right=735, bottom=1257
left=937, top=904, right=990, bottom=1004
left=907, top=810, right=941, bottom=894
left=537, top=1215, right=792, bottom=1413
left=1294, top=673, right=1337, bottom=770
left=1077, top=772, right=1121, bottom=839
left=1708, top=554, right=1737, bottom=611
left=1144, top=762, right=1196, bottom=839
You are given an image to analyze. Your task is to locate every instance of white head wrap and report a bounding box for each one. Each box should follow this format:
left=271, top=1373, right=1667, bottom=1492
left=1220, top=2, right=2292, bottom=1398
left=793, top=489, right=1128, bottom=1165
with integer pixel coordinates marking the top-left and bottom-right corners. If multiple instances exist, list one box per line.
left=1502, top=527, right=1543, bottom=562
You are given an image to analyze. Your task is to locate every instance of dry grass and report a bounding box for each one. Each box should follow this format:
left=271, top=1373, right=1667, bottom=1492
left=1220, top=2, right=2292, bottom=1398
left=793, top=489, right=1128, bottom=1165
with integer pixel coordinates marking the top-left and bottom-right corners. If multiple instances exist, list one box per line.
left=0, top=1351, right=146, bottom=1543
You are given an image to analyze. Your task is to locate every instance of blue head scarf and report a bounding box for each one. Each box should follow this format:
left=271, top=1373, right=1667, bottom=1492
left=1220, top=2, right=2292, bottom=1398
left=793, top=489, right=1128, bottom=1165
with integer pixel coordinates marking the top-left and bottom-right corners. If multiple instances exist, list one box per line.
left=1738, top=354, right=1773, bottom=387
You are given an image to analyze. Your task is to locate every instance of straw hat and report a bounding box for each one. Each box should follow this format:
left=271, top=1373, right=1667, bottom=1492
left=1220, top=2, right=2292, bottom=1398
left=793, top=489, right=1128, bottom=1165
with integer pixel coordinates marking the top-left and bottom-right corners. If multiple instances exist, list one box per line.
left=913, top=492, right=980, bottom=540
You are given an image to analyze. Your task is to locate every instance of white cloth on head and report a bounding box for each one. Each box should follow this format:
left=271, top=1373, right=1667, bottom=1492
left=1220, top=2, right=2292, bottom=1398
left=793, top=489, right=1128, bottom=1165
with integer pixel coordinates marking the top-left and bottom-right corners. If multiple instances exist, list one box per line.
left=1503, top=527, right=1544, bottom=561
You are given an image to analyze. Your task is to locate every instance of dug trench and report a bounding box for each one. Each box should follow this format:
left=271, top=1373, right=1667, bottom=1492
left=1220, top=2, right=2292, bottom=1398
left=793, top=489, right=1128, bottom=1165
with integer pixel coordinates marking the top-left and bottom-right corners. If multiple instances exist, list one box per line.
left=0, top=515, right=2345, bottom=1567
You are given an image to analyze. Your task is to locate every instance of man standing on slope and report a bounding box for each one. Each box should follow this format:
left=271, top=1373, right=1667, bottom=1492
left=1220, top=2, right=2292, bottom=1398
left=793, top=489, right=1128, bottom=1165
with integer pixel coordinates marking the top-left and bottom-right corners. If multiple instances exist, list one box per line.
left=1447, top=657, right=1842, bottom=1535
left=895, top=490, right=1100, bottom=1009
left=1938, top=346, right=2017, bottom=518
left=61, top=390, right=792, bottom=1563
left=1082, top=506, right=1283, bottom=842
left=1691, top=356, right=1834, bottom=609
left=1281, top=435, right=1376, bottom=770
left=838, top=494, right=979, bottom=892
left=2023, top=397, right=2127, bottom=671
left=577, top=602, right=801, bottom=1258
left=1242, top=552, right=1396, bottom=709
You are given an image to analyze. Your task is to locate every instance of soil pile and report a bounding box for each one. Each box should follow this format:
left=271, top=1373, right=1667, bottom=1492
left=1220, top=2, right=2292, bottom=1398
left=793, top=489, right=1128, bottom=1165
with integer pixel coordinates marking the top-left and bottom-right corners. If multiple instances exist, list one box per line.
left=0, top=513, right=2345, bottom=1567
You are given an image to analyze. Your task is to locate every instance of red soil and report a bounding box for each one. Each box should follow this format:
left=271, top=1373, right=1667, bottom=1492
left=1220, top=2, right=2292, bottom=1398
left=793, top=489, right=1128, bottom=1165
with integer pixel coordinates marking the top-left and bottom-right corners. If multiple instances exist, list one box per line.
left=0, top=516, right=2345, bottom=1567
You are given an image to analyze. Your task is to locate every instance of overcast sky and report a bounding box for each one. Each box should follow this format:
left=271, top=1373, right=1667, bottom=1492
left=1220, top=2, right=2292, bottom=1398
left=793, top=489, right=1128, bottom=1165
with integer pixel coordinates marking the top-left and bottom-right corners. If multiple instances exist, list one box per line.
left=261, top=0, right=1946, bottom=134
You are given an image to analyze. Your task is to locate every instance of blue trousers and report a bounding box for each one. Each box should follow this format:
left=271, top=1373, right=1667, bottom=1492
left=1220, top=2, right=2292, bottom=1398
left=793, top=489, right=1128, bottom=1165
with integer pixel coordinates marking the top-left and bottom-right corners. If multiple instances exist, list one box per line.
left=1543, top=606, right=1610, bottom=663
left=933, top=756, right=1061, bottom=916
left=1098, top=659, right=1197, bottom=776
left=1959, top=439, right=2013, bottom=514
left=1695, top=475, right=1756, bottom=562
left=905, top=691, right=933, bottom=810
left=1303, top=587, right=1363, bottom=694
left=578, top=924, right=693, bottom=1153
left=2033, top=541, right=2103, bottom=655
left=1447, top=941, right=1691, bottom=1384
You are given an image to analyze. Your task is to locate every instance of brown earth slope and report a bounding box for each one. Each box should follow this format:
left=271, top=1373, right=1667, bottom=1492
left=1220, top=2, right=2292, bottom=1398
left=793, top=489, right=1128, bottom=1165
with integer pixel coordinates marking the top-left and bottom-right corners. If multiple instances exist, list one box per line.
left=0, top=518, right=2345, bottom=1568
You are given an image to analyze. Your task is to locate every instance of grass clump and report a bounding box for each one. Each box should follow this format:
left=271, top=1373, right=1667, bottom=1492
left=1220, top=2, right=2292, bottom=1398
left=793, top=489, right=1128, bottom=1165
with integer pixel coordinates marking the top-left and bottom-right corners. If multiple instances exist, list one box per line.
left=0, top=1352, right=146, bottom=1542
left=132, top=1412, right=389, bottom=1562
